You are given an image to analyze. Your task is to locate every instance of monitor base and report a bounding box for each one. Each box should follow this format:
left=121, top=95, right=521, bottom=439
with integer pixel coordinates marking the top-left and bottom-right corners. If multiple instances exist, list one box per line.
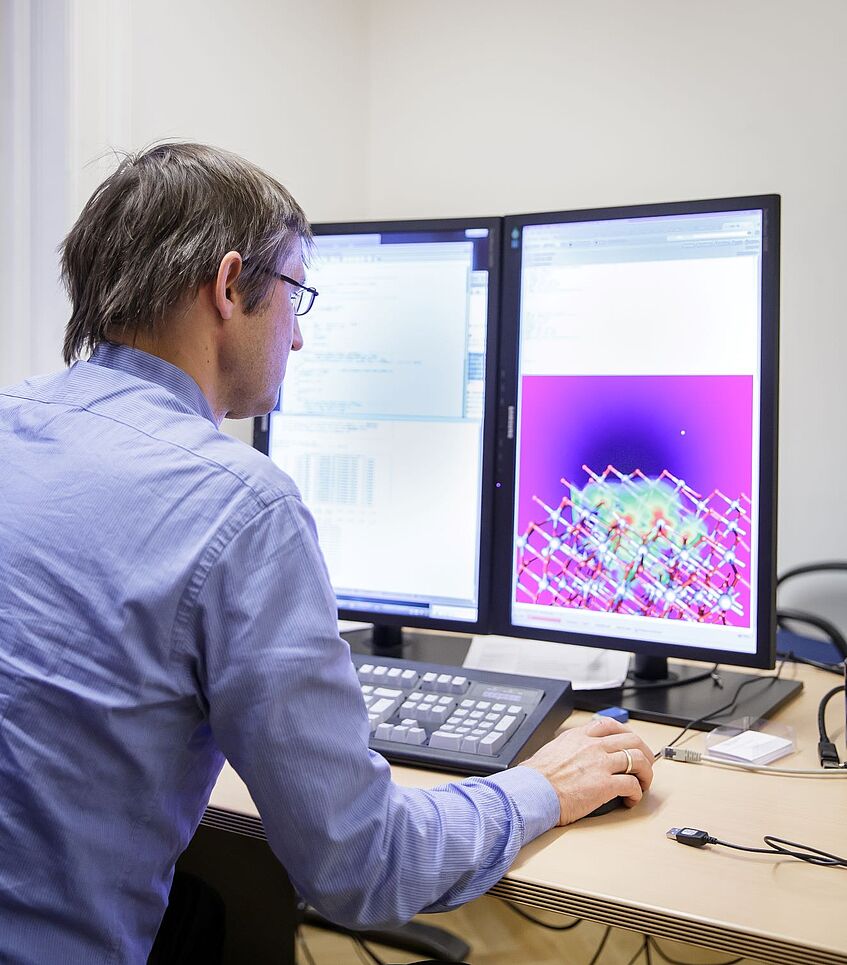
left=574, top=662, right=803, bottom=730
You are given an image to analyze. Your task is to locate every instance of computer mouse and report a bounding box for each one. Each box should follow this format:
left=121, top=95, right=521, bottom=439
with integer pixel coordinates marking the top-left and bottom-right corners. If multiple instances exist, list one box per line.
left=585, top=796, right=625, bottom=818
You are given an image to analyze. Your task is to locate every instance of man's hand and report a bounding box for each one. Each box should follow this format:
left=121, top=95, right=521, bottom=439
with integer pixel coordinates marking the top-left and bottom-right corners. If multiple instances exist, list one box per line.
left=519, top=716, right=654, bottom=825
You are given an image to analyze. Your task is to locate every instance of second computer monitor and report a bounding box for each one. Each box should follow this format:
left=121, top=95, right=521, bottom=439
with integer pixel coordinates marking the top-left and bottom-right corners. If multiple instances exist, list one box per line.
left=496, top=196, right=780, bottom=671
left=255, top=218, right=501, bottom=635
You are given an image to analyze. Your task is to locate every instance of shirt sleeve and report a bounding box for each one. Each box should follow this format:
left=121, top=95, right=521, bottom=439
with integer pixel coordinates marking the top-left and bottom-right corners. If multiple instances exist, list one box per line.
left=191, top=493, right=560, bottom=929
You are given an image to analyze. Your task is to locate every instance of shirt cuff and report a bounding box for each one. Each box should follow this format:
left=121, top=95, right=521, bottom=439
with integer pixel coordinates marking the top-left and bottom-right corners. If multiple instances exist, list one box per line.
left=485, top=765, right=560, bottom=843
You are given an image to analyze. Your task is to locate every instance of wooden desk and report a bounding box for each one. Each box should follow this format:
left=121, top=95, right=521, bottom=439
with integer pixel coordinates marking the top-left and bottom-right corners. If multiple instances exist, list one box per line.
left=204, top=661, right=847, bottom=965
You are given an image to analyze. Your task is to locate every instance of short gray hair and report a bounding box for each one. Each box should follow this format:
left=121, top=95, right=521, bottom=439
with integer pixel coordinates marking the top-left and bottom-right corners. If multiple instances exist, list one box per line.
left=61, top=142, right=311, bottom=364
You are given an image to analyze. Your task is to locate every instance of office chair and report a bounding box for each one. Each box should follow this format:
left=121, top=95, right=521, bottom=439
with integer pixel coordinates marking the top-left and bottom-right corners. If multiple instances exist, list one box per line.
left=301, top=905, right=471, bottom=963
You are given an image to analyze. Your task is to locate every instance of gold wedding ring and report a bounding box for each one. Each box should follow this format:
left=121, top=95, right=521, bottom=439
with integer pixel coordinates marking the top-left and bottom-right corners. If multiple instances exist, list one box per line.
left=622, top=747, right=634, bottom=775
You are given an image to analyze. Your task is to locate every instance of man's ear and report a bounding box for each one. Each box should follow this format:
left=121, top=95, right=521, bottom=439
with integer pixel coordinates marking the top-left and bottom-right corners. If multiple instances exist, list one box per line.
left=214, top=251, right=244, bottom=320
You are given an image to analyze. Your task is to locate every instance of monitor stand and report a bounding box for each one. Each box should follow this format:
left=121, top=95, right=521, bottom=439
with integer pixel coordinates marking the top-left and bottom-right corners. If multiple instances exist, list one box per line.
left=573, top=654, right=803, bottom=730
left=343, top=623, right=473, bottom=666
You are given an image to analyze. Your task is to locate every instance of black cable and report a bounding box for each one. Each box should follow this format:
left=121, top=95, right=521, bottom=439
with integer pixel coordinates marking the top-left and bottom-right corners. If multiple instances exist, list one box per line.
left=588, top=924, right=612, bottom=965
left=352, top=937, right=385, bottom=965
left=624, top=935, right=650, bottom=965
left=621, top=665, right=718, bottom=694
left=713, top=835, right=847, bottom=868
left=819, top=685, right=846, bottom=741
left=502, top=900, right=582, bottom=930
left=817, top=684, right=847, bottom=768
left=295, top=929, right=318, bottom=965
left=648, top=936, right=742, bottom=965
left=777, top=649, right=844, bottom=676
left=656, top=658, right=787, bottom=759
left=777, top=608, right=847, bottom=661
left=777, top=560, right=847, bottom=588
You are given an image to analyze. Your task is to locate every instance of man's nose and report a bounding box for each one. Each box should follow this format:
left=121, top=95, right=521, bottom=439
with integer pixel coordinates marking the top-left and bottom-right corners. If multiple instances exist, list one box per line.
left=292, top=316, right=304, bottom=351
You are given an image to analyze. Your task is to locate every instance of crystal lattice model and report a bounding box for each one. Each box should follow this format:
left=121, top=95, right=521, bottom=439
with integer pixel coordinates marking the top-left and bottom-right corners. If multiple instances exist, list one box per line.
left=516, top=465, right=751, bottom=624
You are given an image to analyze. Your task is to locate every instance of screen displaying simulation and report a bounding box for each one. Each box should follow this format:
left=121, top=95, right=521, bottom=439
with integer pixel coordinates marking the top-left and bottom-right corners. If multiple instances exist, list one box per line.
left=267, top=224, right=494, bottom=624
left=510, top=208, right=765, bottom=656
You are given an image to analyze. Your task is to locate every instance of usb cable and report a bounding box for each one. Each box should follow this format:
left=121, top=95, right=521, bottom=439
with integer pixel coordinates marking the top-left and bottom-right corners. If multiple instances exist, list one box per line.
left=667, top=827, right=847, bottom=868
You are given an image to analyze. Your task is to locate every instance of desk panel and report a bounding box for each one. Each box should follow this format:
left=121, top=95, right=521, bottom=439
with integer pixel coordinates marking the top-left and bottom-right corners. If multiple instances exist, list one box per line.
left=205, top=662, right=847, bottom=964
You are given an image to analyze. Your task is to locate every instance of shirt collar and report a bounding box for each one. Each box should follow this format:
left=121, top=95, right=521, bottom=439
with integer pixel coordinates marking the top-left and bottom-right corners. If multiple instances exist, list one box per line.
left=88, top=342, right=219, bottom=426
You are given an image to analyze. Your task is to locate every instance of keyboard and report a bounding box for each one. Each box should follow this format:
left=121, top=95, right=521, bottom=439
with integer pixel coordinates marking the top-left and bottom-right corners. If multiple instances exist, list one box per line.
left=352, top=652, right=574, bottom=776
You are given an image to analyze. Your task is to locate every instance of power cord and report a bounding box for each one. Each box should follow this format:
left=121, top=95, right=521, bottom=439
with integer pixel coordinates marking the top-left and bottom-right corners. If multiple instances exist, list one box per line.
left=352, top=936, right=385, bottom=965
left=621, top=665, right=719, bottom=694
left=777, top=608, right=847, bottom=661
left=817, top=684, right=847, bottom=768
left=501, top=900, right=582, bottom=931
left=777, top=649, right=844, bottom=676
left=625, top=934, right=652, bottom=965
left=654, top=658, right=788, bottom=760
left=776, top=560, right=847, bottom=661
left=648, top=937, right=742, bottom=965
left=666, top=827, right=847, bottom=868
left=587, top=925, right=613, bottom=965
left=295, top=928, right=318, bottom=965
left=777, top=560, right=847, bottom=587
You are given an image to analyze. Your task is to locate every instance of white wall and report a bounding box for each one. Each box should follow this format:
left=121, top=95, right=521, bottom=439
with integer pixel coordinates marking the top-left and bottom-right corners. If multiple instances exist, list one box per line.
left=67, top=0, right=370, bottom=441
left=0, top=0, right=72, bottom=384
left=366, top=0, right=847, bottom=629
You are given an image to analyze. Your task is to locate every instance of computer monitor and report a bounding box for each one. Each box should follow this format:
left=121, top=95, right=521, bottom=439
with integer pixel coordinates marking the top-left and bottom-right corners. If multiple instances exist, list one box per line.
left=254, top=217, right=501, bottom=649
left=494, top=195, right=802, bottom=726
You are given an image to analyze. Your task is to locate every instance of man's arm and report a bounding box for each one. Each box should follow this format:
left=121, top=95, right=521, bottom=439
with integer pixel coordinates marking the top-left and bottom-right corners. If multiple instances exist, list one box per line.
left=190, top=494, right=652, bottom=928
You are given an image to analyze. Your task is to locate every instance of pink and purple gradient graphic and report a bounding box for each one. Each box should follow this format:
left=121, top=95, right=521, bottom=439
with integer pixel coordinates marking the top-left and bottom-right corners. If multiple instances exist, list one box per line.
left=515, top=375, right=754, bottom=627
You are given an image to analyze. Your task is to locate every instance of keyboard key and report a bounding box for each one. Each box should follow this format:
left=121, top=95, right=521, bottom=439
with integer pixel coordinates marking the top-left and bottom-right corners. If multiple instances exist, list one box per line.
left=508, top=705, right=523, bottom=715
left=493, top=703, right=506, bottom=712
left=494, top=713, right=523, bottom=738
left=375, top=723, right=394, bottom=740
left=373, top=687, right=403, bottom=699
left=407, top=727, right=426, bottom=745
left=430, top=731, right=463, bottom=751
left=479, top=731, right=508, bottom=755
left=449, top=676, right=469, bottom=694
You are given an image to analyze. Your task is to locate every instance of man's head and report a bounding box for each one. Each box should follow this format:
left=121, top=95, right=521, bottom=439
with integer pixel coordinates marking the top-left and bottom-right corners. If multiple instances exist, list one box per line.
left=61, top=142, right=312, bottom=419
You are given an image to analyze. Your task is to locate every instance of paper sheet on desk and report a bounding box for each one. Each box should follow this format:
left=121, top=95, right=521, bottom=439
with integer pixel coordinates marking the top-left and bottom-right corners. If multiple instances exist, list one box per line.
left=464, top=635, right=630, bottom=690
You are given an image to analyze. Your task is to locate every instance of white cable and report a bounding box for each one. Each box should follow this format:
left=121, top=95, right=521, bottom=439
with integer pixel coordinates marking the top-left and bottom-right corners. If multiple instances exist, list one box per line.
left=662, top=746, right=847, bottom=776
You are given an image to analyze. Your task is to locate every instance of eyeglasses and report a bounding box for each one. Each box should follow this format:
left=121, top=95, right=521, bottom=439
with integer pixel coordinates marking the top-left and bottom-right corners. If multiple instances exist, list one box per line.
left=271, top=272, right=319, bottom=316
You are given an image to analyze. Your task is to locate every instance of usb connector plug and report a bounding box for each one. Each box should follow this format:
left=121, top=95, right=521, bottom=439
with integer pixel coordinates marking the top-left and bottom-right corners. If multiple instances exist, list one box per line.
left=666, top=827, right=716, bottom=848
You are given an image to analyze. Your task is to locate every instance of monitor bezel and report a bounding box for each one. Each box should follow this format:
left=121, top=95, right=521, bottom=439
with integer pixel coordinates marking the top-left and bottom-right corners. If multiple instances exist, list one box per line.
left=254, top=215, right=503, bottom=636
left=492, top=195, right=781, bottom=670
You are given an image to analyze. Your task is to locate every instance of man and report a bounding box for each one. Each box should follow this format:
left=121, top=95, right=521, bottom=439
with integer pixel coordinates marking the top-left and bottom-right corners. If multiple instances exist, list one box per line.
left=0, top=142, right=653, bottom=962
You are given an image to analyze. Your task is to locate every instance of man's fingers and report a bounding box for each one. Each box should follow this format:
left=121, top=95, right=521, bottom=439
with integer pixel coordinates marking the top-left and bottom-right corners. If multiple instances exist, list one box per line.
left=615, top=774, right=644, bottom=807
left=584, top=715, right=628, bottom=737
left=597, top=731, right=655, bottom=761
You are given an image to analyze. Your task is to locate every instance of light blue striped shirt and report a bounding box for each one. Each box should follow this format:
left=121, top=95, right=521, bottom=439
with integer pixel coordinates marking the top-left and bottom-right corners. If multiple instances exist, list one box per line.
left=0, top=343, right=559, bottom=963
